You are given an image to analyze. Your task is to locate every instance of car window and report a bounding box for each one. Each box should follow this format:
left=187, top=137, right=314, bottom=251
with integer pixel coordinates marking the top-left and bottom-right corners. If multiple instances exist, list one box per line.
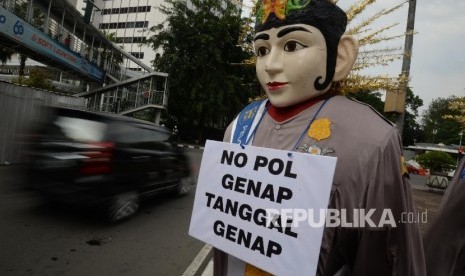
left=115, top=124, right=170, bottom=143
left=53, top=116, right=107, bottom=142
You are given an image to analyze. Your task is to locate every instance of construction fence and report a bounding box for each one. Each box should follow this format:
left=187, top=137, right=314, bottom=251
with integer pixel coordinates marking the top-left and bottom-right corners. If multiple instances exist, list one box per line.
left=0, top=81, right=85, bottom=164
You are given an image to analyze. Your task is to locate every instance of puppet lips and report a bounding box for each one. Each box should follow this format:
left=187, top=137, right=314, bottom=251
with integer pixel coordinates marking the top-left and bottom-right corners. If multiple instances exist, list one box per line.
left=267, top=82, right=288, bottom=91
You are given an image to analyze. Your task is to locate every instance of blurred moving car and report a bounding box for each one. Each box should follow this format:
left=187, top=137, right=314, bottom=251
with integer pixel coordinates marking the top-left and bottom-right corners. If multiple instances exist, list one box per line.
left=405, top=159, right=426, bottom=175
left=24, top=107, right=193, bottom=222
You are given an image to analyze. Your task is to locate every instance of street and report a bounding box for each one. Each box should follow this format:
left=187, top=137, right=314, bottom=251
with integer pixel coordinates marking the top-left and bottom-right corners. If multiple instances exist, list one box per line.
left=0, top=149, right=205, bottom=276
left=0, top=147, right=444, bottom=276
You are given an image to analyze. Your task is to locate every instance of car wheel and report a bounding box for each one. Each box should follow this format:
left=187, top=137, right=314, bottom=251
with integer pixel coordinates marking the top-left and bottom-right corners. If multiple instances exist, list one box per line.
left=107, top=191, right=139, bottom=222
left=175, top=176, right=194, bottom=197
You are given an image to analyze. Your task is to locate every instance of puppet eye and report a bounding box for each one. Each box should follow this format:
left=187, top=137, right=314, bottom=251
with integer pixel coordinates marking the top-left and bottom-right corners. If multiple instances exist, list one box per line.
left=256, top=46, right=270, bottom=57
left=284, top=41, right=306, bottom=52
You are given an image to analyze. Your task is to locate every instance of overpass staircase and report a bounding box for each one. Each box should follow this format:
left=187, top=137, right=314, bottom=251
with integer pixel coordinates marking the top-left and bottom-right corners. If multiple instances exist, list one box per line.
left=0, top=0, right=168, bottom=123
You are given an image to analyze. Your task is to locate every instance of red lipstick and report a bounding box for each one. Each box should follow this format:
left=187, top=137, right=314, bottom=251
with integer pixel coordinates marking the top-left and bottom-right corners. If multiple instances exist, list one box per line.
left=267, top=81, right=288, bottom=91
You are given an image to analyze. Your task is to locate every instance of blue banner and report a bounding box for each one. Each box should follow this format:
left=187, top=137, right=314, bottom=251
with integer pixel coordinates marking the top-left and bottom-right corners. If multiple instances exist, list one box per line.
left=0, top=7, right=104, bottom=82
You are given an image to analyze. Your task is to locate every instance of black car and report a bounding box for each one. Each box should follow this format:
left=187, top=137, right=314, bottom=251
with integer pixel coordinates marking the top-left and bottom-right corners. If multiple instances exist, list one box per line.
left=24, top=107, right=193, bottom=222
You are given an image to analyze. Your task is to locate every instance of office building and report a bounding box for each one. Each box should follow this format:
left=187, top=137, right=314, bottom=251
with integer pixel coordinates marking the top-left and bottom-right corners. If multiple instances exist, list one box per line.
left=74, top=0, right=245, bottom=71
left=74, top=0, right=167, bottom=70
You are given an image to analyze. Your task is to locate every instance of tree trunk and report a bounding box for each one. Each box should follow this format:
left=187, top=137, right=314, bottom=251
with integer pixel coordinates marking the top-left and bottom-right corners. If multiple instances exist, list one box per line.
left=19, top=54, right=27, bottom=77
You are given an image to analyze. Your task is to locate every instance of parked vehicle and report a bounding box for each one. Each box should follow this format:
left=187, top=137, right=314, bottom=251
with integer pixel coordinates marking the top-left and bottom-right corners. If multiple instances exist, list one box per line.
left=405, top=159, right=426, bottom=175
left=24, top=107, right=193, bottom=222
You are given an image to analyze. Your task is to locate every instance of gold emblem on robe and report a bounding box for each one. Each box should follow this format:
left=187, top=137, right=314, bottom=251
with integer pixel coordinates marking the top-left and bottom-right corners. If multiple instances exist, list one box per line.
left=401, top=156, right=408, bottom=175
left=308, top=118, right=331, bottom=141
left=245, top=263, right=273, bottom=276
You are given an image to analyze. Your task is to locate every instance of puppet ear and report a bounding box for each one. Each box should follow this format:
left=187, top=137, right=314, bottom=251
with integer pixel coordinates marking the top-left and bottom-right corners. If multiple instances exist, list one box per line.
left=333, top=35, right=359, bottom=82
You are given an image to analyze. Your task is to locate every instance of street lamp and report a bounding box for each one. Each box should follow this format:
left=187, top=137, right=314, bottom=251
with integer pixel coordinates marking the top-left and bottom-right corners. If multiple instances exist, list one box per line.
left=432, top=128, right=437, bottom=144
left=457, top=130, right=463, bottom=166
left=460, top=130, right=463, bottom=148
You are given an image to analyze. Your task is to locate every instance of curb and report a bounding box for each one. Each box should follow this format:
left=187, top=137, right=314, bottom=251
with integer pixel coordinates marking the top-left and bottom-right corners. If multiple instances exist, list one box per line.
left=177, top=144, right=205, bottom=150
left=182, top=244, right=213, bottom=276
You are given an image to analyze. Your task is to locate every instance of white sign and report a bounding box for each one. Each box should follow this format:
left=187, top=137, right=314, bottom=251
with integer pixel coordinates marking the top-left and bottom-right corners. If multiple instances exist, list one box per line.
left=189, top=140, right=337, bottom=275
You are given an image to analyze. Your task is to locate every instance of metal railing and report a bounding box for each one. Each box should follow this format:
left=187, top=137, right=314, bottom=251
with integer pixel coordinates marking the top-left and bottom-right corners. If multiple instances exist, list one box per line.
left=1, top=0, right=168, bottom=121
left=77, top=72, right=168, bottom=115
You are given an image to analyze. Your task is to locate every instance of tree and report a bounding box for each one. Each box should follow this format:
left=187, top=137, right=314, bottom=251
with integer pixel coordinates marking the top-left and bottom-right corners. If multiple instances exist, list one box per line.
left=421, top=96, right=462, bottom=145
left=0, top=46, right=14, bottom=64
left=11, top=1, right=45, bottom=77
left=397, top=87, right=424, bottom=146
left=148, top=0, right=257, bottom=141
left=415, top=151, right=455, bottom=174
left=444, top=97, right=465, bottom=129
left=102, top=31, right=124, bottom=66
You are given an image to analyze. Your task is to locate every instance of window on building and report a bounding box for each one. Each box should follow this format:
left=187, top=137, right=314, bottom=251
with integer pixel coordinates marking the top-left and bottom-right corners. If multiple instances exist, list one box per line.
left=129, top=52, right=145, bottom=59
left=115, top=37, right=146, bottom=44
left=101, top=6, right=151, bottom=15
left=100, top=21, right=148, bottom=30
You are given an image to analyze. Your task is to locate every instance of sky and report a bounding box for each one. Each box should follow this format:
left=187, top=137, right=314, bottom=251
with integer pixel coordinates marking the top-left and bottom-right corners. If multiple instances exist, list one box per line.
left=242, top=0, right=465, bottom=117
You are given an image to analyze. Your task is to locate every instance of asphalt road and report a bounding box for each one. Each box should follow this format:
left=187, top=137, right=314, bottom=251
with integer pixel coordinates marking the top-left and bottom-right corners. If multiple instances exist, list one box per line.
left=0, top=147, right=443, bottom=276
left=0, top=149, right=205, bottom=276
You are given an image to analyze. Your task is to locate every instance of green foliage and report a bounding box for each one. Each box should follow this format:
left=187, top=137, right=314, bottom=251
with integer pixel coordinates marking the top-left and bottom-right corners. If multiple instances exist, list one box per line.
left=415, top=151, right=456, bottom=173
left=14, top=1, right=44, bottom=24
left=148, top=0, right=258, bottom=141
left=421, top=96, right=462, bottom=145
left=11, top=2, right=46, bottom=76
left=399, top=88, right=424, bottom=146
left=13, top=68, right=55, bottom=91
left=102, top=31, right=124, bottom=65
left=444, top=97, right=465, bottom=129
left=0, top=46, right=14, bottom=64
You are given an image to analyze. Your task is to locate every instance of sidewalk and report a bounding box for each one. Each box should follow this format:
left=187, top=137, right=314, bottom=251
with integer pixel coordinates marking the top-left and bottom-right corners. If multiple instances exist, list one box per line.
left=184, top=185, right=444, bottom=276
left=411, top=185, right=444, bottom=235
left=177, top=143, right=205, bottom=150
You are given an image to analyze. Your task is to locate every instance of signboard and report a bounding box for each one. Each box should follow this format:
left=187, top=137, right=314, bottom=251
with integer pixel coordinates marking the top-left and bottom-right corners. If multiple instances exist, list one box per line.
left=189, top=140, right=337, bottom=275
left=0, top=7, right=104, bottom=82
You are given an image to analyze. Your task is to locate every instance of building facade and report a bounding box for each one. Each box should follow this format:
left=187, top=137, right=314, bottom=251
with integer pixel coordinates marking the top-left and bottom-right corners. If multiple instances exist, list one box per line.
left=74, top=0, right=168, bottom=70
left=74, top=0, right=245, bottom=71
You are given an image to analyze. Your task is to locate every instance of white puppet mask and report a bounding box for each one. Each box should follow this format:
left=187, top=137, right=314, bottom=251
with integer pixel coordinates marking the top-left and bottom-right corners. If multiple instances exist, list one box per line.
left=254, top=24, right=329, bottom=107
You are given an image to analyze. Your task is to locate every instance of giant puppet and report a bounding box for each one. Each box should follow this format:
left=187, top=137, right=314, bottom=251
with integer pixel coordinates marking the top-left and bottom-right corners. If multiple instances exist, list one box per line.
left=423, top=158, right=465, bottom=275
left=214, top=0, right=426, bottom=275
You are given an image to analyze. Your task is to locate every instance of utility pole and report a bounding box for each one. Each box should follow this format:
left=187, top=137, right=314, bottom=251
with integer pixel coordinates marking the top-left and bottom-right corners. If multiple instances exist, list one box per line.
left=395, top=0, right=417, bottom=137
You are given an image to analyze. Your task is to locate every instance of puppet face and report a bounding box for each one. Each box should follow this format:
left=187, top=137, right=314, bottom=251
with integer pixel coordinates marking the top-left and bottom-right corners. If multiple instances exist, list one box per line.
left=255, top=24, right=329, bottom=107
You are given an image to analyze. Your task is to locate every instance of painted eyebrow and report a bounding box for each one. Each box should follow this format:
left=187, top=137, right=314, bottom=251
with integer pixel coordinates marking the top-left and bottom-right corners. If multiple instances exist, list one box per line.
left=277, top=26, right=312, bottom=38
left=254, top=33, right=270, bottom=41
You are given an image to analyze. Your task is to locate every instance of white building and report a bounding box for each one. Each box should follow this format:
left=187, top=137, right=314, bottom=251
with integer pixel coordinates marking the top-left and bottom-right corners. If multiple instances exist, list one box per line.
left=73, top=0, right=245, bottom=71
left=74, top=0, right=168, bottom=71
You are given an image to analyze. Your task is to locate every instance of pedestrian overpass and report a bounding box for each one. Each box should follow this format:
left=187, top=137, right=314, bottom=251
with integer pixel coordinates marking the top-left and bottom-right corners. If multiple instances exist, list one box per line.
left=0, top=0, right=168, bottom=124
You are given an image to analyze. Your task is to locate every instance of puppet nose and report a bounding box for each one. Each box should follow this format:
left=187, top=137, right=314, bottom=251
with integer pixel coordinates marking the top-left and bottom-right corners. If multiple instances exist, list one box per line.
left=265, top=51, right=283, bottom=74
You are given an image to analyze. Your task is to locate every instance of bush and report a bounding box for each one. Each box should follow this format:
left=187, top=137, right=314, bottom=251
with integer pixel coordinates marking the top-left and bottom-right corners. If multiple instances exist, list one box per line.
left=415, top=151, right=455, bottom=173
left=12, top=68, right=54, bottom=91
